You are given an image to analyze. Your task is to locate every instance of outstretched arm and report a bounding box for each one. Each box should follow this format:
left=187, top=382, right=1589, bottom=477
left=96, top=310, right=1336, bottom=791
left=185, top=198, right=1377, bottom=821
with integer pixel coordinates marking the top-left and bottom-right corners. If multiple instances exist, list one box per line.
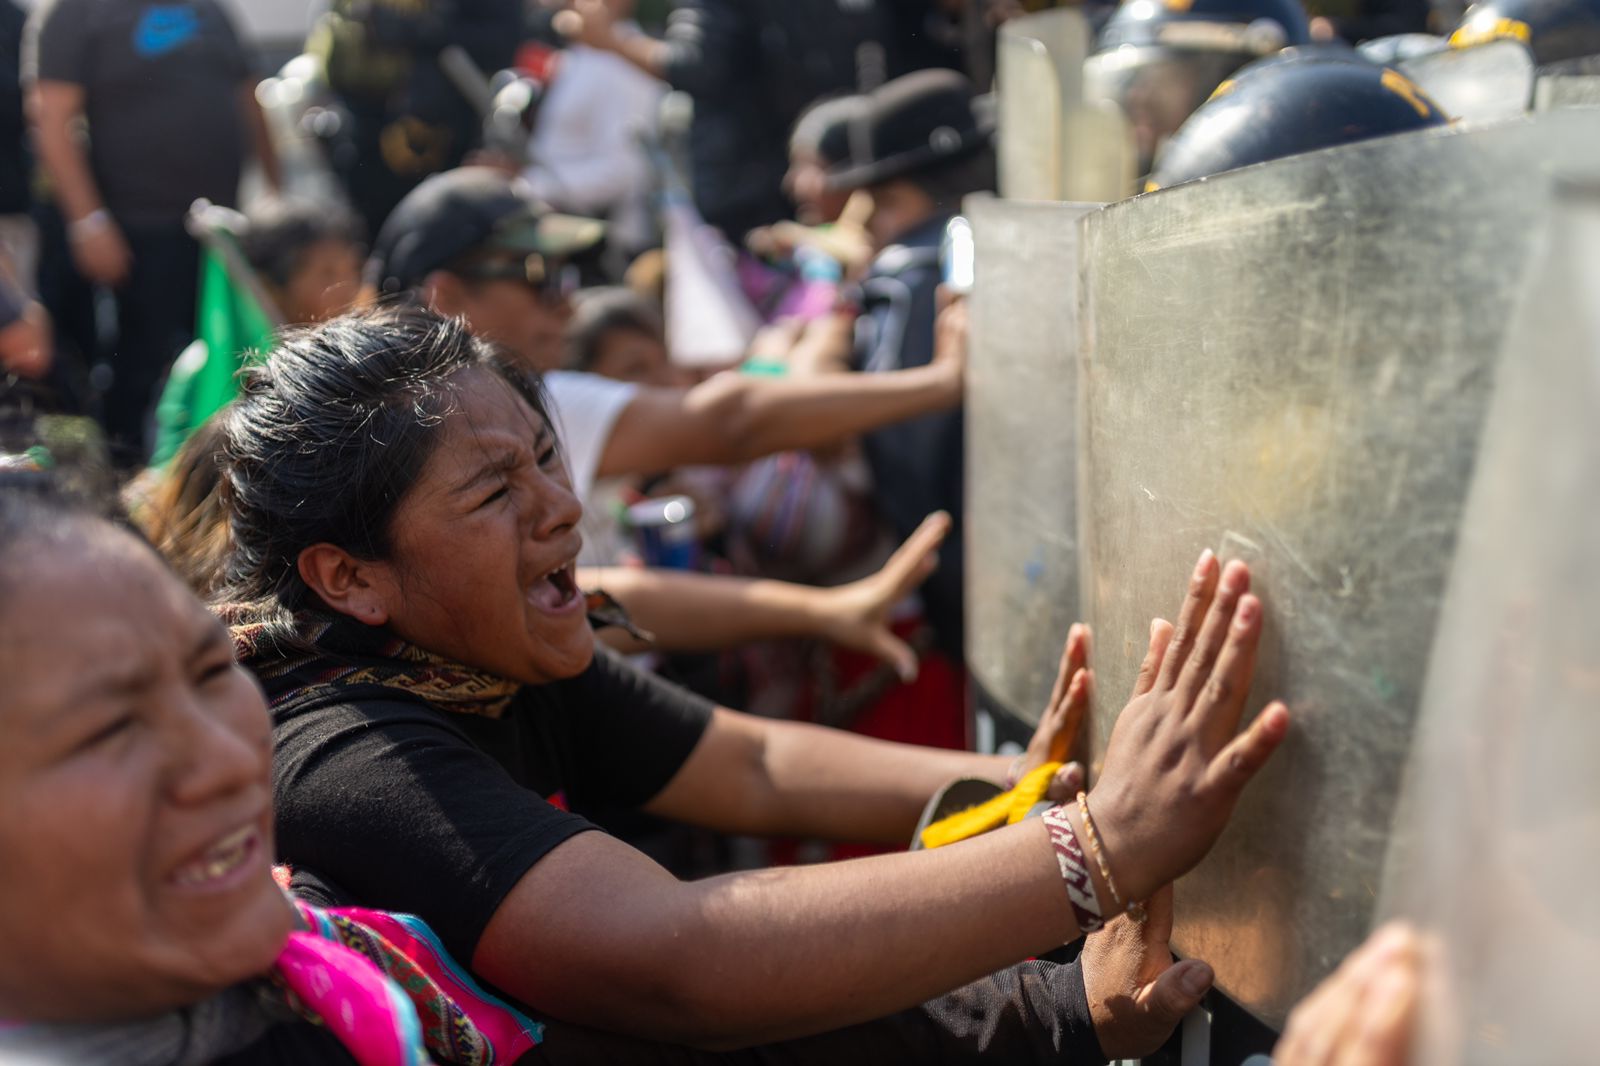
left=473, top=553, right=1290, bottom=1048
left=595, top=358, right=961, bottom=479
left=583, top=512, right=950, bottom=681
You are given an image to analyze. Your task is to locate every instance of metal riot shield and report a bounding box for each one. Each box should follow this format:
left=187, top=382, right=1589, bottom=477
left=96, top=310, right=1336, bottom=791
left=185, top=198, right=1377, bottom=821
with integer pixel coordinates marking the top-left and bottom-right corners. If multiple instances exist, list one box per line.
left=964, top=194, right=1101, bottom=726
left=1397, top=38, right=1536, bottom=121
left=997, top=9, right=1136, bottom=203
left=1076, top=109, right=1600, bottom=1027
left=1378, top=178, right=1600, bottom=1065
left=1535, top=60, right=1600, bottom=107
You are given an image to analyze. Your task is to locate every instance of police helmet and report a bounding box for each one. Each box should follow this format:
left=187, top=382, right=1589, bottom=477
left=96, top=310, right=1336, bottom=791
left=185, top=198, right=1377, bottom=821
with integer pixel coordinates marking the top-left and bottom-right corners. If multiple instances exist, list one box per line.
left=1450, top=0, right=1600, bottom=65
left=1145, top=56, right=1450, bottom=191
left=1086, top=0, right=1314, bottom=175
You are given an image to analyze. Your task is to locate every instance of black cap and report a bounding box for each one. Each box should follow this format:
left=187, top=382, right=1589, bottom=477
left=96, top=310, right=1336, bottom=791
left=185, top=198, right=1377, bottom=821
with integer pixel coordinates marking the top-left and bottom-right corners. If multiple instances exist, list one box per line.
left=367, top=167, right=606, bottom=294
left=825, top=69, right=995, bottom=192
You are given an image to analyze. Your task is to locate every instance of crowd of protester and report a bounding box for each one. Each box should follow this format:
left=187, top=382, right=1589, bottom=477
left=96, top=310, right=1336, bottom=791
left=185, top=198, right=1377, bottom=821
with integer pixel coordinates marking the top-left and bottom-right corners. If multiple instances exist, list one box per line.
left=0, top=0, right=1493, bottom=1061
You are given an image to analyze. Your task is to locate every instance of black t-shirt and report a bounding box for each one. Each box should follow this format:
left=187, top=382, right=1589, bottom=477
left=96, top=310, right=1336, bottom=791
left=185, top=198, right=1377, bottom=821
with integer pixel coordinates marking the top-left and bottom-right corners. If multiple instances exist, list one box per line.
left=269, top=647, right=714, bottom=965
left=22, top=0, right=250, bottom=227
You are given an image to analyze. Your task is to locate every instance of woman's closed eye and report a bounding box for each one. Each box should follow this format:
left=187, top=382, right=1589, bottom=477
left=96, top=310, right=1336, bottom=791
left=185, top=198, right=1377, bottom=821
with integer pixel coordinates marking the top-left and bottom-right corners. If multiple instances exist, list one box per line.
left=196, top=657, right=236, bottom=687
left=76, top=712, right=137, bottom=754
left=479, top=484, right=510, bottom=509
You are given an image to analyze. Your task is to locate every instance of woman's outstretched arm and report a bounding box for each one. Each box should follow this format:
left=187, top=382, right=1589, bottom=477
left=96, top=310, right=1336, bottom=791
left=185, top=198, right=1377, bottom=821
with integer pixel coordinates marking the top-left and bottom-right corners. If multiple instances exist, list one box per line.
left=473, top=554, right=1290, bottom=1050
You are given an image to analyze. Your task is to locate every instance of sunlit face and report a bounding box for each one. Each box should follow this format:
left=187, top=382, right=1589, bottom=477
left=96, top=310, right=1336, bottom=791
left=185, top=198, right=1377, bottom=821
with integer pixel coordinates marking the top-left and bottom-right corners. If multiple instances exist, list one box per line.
left=0, top=529, right=289, bottom=1023
left=374, top=368, right=594, bottom=684
left=453, top=276, right=573, bottom=373
left=589, top=327, right=681, bottom=388
left=274, top=238, right=364, bottom=326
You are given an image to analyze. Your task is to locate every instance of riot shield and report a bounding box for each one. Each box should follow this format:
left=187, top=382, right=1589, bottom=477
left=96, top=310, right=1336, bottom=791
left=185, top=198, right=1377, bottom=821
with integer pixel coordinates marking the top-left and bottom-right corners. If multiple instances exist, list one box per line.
left=1076, top=109, right=1600, bottom=1026
left=1378, top=178, right=1600, bottom=1065
left=964, top=195, right=1100, bottom=726
left=997, top=10, right=1135, bottom=203
left=1397, top=38, right=1535, bottom=121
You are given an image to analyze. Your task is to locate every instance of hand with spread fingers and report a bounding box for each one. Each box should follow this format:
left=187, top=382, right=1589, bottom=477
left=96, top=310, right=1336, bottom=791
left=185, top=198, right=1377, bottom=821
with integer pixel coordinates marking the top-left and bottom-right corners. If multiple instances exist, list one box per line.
left=1086, top=550, right=1291, bottom=906
left=814, top=511, right=949, bottom=683
left=1082, top=885, right=1216, bottom=1060
left=1014, top=623, right=1093, bottom=802
left=1275, top=922, right=1423, bottom=1066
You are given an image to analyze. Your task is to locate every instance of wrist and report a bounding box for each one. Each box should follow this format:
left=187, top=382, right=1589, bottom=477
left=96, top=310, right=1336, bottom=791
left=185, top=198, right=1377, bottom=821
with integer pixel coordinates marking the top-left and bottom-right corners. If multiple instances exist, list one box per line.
left=1057, top=802, right=1119, bottom=919
left=69, top=208, right=112, bottom=241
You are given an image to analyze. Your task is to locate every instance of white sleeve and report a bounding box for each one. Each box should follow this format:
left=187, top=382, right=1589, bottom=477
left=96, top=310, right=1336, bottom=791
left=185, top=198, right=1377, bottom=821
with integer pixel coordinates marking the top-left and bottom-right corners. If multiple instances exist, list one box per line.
left=542, top=370, right=641, bottom=504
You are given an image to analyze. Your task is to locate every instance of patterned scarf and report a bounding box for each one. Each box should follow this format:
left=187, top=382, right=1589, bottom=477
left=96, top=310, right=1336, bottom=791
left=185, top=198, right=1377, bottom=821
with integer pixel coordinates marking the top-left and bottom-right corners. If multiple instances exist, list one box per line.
left=0, top=887, right=541, bottom=1066
left=224, top=592, right=647, bottom=720
left=228, top=611, right=522, bottom=719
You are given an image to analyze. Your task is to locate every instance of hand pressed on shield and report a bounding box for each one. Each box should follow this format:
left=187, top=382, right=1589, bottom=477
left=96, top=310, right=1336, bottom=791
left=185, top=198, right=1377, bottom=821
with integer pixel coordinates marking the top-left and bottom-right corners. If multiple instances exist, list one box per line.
left=1012, top=623, right=1093, bottom=801
left=1082, top=885, right=1216, bottom=1060
left=1084, top=551, right=1291, bottom=906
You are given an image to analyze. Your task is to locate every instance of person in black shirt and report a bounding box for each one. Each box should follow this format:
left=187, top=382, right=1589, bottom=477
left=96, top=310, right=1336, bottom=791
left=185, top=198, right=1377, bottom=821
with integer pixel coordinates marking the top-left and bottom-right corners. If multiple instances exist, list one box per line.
left=218, top=304, right=1294, bottom=1061
left=23, top=0, right=282, bottom=465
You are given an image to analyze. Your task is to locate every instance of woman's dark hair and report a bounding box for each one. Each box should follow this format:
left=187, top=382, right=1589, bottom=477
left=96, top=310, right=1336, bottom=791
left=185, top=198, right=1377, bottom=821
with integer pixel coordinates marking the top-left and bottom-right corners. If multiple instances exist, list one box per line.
left=218, top=304, right=554, bottom=646
left=139, top=416, right=232, bottom=598
left=241, top=198, right=365, bottom=289
left=564, top=286, right=665, bottom=372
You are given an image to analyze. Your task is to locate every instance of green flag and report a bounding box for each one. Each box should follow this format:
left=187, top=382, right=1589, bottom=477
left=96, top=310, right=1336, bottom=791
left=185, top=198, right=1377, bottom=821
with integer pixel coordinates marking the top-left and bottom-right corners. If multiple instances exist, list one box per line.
left=150, top=242, right=278, bottom=468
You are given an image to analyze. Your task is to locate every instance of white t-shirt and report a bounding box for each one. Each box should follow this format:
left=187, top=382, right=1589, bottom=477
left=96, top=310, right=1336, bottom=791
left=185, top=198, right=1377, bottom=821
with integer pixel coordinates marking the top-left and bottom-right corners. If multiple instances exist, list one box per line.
left=543, top=370, right=641, bottom=566
left=524, top=32, right=665, bottom=252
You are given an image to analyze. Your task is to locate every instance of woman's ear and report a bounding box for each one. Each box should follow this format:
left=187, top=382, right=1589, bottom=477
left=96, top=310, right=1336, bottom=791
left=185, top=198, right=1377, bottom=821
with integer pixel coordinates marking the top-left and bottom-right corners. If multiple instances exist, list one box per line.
left=296, top=544, right=396, bottom=626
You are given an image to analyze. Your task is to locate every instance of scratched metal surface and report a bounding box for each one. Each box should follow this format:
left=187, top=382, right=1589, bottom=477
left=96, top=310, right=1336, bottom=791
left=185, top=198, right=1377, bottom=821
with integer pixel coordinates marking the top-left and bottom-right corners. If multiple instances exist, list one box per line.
left=1379, top=180, right=1600, bottom=1065
left=1075, top=110, right=1600, bottom=1027
left=964, top=195, right=1100, bottom=725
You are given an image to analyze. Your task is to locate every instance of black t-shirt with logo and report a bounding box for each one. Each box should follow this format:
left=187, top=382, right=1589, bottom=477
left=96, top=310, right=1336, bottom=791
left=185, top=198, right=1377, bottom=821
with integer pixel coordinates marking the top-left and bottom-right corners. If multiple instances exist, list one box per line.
left=23, top=0, right=250, bottom=227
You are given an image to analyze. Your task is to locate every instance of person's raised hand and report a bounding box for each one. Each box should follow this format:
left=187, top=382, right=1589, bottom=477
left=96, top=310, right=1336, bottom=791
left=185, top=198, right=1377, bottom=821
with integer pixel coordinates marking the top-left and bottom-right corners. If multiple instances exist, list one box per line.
left=813, top=511, right=949, bottom=683
left=1082, top=885, right=1215, bottom=1059
left=1014, top=624, right=1093, bottom=801
left=554, top=0, right=621, bottom=51
left=70, top=217, right=132, bottom=289
left=1275, top=922, right=1422, bottom=1066
left=1087, top=551, right=1290, bottom=904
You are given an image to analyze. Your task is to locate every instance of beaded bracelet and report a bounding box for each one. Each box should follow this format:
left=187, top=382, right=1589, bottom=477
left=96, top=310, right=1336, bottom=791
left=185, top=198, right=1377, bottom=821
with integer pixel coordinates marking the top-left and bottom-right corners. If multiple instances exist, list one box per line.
left=1039, top=805, right=1105, bottom=934
left=1076, top=792, right=1148, bottom=925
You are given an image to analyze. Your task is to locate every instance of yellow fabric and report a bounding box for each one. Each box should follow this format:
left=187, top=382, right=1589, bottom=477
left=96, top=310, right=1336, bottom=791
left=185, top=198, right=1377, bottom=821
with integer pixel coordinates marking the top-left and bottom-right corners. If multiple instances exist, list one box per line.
left=919, top=761, right=1063, bottom=849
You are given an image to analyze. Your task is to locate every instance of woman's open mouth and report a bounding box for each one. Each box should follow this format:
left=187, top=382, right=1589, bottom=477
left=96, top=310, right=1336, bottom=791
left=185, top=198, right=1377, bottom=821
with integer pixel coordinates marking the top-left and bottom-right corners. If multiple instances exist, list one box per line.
left=527, top=560, right=583, bottom=615
left=171, top=825, right=263, bottom=892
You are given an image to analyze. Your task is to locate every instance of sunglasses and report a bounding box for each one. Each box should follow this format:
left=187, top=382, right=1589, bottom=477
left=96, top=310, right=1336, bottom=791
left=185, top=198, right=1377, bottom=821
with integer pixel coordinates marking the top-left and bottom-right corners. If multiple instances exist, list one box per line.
left=455, top=253, right=581, bottom=304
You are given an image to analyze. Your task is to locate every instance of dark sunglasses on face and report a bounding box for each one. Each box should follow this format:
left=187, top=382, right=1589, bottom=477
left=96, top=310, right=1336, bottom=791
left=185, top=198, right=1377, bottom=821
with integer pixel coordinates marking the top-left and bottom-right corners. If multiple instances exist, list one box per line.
left=456, top=253, right=581, bottom=303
